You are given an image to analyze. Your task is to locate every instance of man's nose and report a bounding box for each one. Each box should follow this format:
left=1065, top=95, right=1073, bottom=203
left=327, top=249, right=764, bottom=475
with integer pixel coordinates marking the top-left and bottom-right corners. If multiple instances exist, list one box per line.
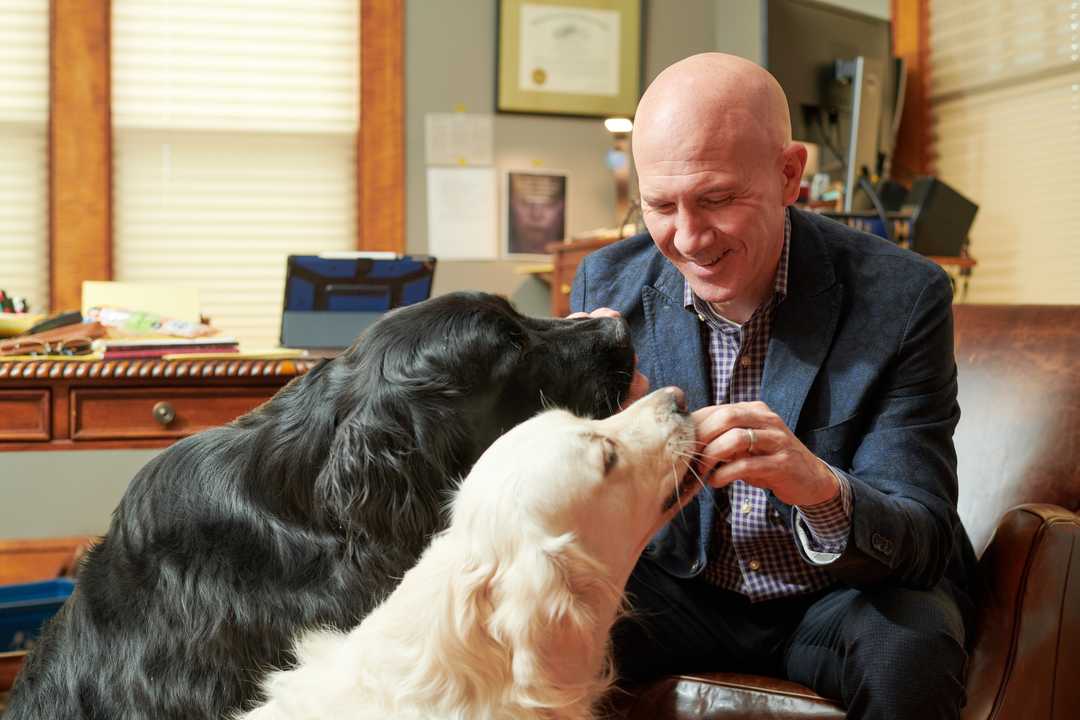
left=672, top=207, right=714, bottom=258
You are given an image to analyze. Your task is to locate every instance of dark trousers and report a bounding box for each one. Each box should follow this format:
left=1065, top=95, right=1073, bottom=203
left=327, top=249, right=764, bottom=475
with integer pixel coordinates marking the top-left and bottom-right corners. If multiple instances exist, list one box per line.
left=611, top=558, right=970, bottom=720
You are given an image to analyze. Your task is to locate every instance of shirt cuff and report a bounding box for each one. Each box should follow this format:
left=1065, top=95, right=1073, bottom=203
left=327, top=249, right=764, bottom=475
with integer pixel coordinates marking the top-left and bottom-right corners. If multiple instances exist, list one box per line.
left=793, top=463, right=852, bottom=563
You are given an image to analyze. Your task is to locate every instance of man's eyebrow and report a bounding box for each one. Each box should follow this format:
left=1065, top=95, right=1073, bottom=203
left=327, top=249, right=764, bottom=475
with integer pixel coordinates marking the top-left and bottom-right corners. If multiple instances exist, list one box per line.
left=698, top=184, right=737, bottom=196
left=642, top=185, right=736, bottom=203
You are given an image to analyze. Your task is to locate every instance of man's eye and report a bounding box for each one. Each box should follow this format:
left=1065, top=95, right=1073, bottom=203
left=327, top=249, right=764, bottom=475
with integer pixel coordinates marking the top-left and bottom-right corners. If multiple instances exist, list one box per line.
left=701, top=196, right=730, bottom=207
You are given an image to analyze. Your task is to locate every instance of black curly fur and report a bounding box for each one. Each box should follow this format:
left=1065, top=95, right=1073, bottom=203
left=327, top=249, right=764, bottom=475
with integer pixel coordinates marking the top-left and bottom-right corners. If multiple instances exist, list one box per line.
left=5, top=291, right=634, bottom=720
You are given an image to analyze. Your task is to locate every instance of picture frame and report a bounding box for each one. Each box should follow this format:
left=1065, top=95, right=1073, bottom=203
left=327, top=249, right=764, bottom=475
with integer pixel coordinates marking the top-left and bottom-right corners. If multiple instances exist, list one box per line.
left=504, top=169, right=568, bottom=259
left=496, top=0, right=641, bottom=118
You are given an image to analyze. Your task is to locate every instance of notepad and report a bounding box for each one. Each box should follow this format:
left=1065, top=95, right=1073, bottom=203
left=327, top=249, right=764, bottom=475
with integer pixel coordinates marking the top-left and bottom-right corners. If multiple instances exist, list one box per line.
left=82, top=281, right=202, bottom=324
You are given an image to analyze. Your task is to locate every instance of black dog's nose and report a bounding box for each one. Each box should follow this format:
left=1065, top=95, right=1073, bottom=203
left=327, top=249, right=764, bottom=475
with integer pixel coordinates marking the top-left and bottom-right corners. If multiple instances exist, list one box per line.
left=613, top=318, right=631, bottom=348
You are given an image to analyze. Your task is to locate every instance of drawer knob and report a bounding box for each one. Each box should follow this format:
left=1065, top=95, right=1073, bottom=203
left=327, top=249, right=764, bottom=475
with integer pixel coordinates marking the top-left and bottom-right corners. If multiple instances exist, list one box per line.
left=560, top=283, right=572, bottom=295
left=152, top=401, right=176, bottom=427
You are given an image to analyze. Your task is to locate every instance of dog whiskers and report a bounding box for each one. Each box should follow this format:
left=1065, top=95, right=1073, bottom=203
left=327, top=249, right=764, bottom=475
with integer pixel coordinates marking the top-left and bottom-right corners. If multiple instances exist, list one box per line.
left=665, top=458, right=690, bottom=523
left=670, top=447, right=719, bottom=512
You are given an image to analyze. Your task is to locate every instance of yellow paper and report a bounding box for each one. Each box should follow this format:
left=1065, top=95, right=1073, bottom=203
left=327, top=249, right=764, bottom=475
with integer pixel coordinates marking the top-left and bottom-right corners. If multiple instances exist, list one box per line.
left=82, top=281, right=201, bottom=323
left=0, top=353, right=104, bottom=362
left=161, top=348, right=307, bottom=361
left=0, top=313, right=45, bottom=338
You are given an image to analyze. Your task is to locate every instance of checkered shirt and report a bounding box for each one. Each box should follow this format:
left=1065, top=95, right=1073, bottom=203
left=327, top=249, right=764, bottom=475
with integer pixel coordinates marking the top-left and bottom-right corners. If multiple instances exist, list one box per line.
left=684, top=209, right=853, bottom=602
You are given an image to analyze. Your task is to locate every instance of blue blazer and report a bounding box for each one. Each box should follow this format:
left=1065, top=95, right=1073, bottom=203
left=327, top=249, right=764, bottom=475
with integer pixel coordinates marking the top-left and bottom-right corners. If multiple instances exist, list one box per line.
left=571, top=208, right=976, bottom=595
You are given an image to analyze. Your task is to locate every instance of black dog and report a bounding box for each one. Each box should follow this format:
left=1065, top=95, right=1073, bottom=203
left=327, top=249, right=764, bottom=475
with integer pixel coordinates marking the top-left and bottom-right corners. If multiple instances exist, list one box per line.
left=7, top=292, right=634, bottom=720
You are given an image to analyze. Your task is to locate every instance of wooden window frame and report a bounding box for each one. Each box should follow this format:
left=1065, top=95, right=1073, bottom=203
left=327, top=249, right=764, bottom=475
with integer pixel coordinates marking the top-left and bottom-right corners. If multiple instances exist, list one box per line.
left=48, top=0, right=404, bottom=311
left=890, top=0, right=933, bottom=186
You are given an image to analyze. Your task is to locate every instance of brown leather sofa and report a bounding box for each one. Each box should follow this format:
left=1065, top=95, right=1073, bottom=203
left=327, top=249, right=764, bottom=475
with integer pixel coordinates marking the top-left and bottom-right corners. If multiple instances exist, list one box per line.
left=609, top=304, right=1080, bottom=720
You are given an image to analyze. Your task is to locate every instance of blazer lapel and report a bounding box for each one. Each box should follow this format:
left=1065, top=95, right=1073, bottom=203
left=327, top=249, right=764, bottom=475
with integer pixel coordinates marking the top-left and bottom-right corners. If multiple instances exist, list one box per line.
left=763, top=291, right=842, bottom=432
left=641, top=262, right=710, bottom=410
left=761, top=209, right=842, bottom=431
left=762, top=209, right=842, bottom=523
left=642, top=260, right=713, bottom=564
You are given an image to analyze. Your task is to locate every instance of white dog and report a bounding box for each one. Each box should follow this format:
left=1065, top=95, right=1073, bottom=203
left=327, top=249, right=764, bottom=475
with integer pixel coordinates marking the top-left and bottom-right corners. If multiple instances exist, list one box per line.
left=238, top=387, right=699, bottom=720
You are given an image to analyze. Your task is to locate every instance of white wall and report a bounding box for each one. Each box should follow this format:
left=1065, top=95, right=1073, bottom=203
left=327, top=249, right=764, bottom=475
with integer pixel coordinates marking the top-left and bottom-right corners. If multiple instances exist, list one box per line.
left=1, top=450, right=160, bottom=539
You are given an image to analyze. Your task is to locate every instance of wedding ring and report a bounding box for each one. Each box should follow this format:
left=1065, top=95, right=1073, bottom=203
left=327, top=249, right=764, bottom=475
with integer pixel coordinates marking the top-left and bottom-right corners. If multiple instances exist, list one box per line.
left=746, top=428, right=756, bottom=455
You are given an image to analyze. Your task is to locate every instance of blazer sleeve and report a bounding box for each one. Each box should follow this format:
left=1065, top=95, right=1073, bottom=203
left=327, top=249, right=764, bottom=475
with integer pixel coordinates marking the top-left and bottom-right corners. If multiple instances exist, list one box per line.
left=803, top=267, right=964, bottom=590
left=569, top=255, right=591, bottom=314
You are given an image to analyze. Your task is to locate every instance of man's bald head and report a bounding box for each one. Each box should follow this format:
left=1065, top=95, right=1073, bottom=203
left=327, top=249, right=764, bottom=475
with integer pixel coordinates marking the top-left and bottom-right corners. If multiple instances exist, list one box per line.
left=633, top=53, right=793, bottom=167
left=630, top=53, right=807, bottom=324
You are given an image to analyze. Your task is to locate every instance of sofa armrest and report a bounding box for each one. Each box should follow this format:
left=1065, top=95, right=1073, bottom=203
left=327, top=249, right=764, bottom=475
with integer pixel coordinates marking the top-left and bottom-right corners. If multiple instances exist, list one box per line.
left=963, top=504, right=1080, bottom=720
left=600, top=673, right=844, bottom=720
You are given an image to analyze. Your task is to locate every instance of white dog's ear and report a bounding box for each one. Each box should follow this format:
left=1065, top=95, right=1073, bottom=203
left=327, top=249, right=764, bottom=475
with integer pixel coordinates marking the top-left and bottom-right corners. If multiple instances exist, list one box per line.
left=536, top=533, right=596, bottom=627
left=486, top=533, right=616, bottom=700
left=446, top=557, right=497, bottom=642
left=412, top=555, right=510, bottom=702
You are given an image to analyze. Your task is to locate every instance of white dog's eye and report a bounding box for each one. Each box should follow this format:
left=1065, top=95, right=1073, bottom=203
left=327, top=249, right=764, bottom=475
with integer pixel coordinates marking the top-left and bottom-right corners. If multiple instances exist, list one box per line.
left=601, top=437, right=618, bottom=474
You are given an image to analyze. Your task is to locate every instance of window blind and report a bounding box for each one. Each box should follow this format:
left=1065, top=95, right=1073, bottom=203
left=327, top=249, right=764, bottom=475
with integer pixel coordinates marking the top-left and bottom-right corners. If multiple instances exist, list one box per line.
left=0, top=0, right=49, bottom=314
left=112, top=0, right=359, bottom=346
left=930, top=0, right=1080, bottom=303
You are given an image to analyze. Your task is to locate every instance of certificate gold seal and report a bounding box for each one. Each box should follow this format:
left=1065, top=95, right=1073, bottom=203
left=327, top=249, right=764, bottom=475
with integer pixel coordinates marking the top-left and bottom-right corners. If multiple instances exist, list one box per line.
left=531, top=68, right=547, bottom=86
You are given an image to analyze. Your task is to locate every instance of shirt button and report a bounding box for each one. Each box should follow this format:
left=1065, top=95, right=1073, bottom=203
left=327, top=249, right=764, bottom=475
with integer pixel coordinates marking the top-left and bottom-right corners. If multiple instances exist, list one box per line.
left=697, top=313, right=706, bottom=322
left=740, top=356, right=751, bottom=367
left=741, top=500, right=753, bottom=514
left=748, top=559, right=761, bottom=571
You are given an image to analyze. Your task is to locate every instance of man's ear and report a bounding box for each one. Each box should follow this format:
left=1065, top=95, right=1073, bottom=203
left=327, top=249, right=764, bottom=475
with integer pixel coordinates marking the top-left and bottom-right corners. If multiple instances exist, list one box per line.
left=780, top=142, right=808, bottom=206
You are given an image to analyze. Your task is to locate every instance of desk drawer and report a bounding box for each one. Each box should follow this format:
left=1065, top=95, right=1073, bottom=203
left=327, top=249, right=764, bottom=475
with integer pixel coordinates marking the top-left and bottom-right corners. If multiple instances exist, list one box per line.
left=70, top=387, right=275, bottom=440
left=0, top=390, right=51, bottom=442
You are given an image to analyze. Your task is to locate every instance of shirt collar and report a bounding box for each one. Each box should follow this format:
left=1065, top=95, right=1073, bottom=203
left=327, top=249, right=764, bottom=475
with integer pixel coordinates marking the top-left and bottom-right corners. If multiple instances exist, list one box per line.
left=683, top=207, right=791, bottom=319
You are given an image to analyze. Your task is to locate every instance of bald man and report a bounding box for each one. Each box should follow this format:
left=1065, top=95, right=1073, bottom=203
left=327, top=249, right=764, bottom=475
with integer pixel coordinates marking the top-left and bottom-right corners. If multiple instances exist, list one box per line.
left=570, top=54, right=976, bottom=719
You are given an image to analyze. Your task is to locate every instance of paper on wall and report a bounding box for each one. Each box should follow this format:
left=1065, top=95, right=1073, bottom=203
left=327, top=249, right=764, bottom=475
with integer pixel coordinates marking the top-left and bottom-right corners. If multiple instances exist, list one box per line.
left=426, top=167, right=498, bottom=261
left=425, top=113, right=494, bottom=166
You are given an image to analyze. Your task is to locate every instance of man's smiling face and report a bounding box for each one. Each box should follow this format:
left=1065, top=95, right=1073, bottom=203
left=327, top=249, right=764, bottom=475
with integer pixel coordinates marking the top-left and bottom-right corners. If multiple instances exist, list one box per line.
left=631, top=54, right=805, bottom=323
left=636, top=129, right=786, bottom=317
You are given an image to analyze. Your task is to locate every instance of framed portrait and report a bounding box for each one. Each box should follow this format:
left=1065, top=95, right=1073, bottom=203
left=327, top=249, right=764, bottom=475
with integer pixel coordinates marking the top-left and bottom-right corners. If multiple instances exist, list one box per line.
left=497, top=0, right=642, bottom=117
left=504, top=170, right=568, bottom=258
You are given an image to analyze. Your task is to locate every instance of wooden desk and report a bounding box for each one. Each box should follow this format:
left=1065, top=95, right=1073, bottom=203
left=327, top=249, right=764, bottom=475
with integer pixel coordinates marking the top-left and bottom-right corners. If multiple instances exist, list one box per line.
left=546, top=233, right=627, bottom=317
left=0, top=357, right=318, bottom=452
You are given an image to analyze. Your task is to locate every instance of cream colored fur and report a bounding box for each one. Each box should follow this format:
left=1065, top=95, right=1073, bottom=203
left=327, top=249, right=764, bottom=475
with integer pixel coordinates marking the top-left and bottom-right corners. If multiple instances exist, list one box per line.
left=238, top=388, right=698, bottom=720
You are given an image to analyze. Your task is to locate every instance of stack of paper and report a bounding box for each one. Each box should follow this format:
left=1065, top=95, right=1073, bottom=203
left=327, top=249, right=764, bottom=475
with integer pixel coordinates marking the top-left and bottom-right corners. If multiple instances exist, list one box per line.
left=97, top=337, right=239, bottom=360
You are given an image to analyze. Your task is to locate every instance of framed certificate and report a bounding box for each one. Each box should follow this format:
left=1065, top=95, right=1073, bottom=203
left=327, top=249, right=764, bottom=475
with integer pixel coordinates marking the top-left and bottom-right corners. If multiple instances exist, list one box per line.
left=497, top=0, right=642, bottom=117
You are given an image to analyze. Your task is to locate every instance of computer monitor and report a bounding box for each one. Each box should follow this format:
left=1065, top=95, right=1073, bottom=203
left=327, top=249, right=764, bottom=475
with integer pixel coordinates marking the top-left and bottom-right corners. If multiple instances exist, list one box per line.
left=835, top=55, right=885, bottom=211
left=763, top=0, right=902, bottom=210
left=280, top=254, right=437, bottom=349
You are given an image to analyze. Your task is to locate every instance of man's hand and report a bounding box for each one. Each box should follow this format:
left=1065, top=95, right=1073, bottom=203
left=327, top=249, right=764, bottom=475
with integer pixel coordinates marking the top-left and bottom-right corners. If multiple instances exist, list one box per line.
left=568, top=307, right=650, bottom=409
left=691, top=401, right=839, bottom=507
left=567, top=307, right=621, bottom=321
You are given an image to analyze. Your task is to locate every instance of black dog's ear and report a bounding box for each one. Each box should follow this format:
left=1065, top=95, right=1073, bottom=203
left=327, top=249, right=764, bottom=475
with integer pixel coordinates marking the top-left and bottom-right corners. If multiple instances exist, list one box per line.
left=312, top=398, right=453, bottom=554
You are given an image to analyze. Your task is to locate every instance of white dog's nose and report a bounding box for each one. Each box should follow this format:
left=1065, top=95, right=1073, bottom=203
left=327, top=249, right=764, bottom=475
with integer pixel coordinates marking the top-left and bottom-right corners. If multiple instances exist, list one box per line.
left=665, top=386, right=687, bottom=412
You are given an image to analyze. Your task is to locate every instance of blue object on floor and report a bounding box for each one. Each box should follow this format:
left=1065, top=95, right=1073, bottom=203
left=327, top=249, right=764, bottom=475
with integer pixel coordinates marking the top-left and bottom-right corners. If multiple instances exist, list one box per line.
left=865, top=217, right=889, bottom=240
left=0, top=578, right=75, bottom=652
